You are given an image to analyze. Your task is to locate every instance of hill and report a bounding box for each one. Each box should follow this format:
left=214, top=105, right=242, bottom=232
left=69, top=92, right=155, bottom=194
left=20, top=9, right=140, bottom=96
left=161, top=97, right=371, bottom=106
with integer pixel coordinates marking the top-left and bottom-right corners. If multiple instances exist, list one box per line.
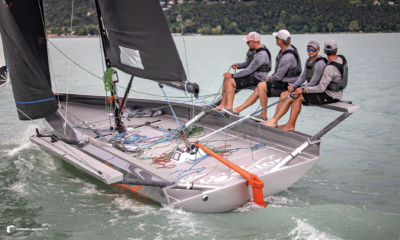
left=43, top=0, right=400, bottom=36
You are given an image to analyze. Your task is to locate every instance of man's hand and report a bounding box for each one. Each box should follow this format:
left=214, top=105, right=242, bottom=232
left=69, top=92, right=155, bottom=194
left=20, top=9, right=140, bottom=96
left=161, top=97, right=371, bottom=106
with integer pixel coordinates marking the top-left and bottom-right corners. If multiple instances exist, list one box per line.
left=231, top=63, right=239, bottom=69
left=293, top=87, right=303, bottom=97
left=223, top=72, right=233, bottom=78
left=288, top=83, right=293, bottom=92
left=267, top=76, right=272, bottom=82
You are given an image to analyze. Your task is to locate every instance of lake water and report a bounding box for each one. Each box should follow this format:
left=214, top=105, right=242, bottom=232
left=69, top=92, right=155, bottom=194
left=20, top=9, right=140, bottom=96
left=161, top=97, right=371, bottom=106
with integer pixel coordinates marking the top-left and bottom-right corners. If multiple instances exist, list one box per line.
left=1, top=33, right=400, bottom=239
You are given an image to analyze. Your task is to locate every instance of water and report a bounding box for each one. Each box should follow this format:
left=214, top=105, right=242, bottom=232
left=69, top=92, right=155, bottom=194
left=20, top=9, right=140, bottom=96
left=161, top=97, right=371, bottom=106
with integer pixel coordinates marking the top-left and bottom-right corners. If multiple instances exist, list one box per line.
left=1, top=33, right=400, bottom=239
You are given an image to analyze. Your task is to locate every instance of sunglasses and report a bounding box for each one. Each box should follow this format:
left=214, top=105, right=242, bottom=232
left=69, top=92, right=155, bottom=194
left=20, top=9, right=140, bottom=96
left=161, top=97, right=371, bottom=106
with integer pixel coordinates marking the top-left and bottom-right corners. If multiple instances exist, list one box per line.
left=307, top=48, right=317, bottom=52
left=246, top=41, right=253, bottom=44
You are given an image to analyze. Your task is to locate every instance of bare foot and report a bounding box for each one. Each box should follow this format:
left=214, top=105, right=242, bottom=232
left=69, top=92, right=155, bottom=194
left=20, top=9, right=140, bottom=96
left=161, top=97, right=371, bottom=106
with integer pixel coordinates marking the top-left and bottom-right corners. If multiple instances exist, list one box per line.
left=278, top=124, right=295, bottom=131
left=213, top=105, right=224, bottom=112
left=232, top=107, right=241, bottom=114
left=261, top=119, right=277, bottom=128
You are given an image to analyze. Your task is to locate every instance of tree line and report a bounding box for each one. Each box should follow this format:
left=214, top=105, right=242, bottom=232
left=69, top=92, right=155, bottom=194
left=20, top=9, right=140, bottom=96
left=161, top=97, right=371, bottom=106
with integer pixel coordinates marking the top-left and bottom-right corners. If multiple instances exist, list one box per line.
left=43, top=0, right=400, bottom=36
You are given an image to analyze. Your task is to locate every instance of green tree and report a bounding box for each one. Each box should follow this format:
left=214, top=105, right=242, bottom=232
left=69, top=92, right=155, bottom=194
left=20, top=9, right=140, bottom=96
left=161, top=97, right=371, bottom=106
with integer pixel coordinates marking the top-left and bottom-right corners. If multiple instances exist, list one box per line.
left=279, top=10, right=287, bottom=23
left=262, top=24, right=270, bottom=33
left=349, top=20, right=359, bottom=32
left=275, top=22, right=286, bottom=31
left=310, top=26, right=318, bottom=33
left=212, top=25, right=222, bottom=35
left=302, top=25, right=309, bottom=33
left=322, top=27, right=327, bottom=33
left=228, top=22, right=241, bottom=34
left=327, top=23, right=334, bottom=32
left=224, top=18, right=229, bottom=31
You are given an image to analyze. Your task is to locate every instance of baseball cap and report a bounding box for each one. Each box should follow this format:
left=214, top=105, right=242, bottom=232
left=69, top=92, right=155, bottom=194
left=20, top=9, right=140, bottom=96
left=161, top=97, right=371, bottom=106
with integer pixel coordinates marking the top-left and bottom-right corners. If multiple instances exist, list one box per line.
left=324, top=39, right=337, bottom=50
left=243, top=31, right=260, bottom=42
left=307, top=40, right=320, bottom=49
left=272, top=29, right=290, bottom=40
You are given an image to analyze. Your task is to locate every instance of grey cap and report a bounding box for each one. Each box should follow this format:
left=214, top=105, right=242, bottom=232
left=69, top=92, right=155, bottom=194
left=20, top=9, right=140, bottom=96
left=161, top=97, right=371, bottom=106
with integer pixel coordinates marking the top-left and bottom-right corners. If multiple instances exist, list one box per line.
left=324, top=39, right=337, bottom=50
left=307, top=40, right=320, bottom=49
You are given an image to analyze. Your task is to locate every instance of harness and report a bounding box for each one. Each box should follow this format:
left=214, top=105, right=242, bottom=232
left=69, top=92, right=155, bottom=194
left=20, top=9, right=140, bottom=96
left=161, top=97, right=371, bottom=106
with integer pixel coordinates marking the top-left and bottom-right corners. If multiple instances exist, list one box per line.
left=305, top=56, right=328, bottom=82
left=326, top=55, right=348, bottom=91
left=245, top=45, right=272, bottom=73
left=274, top=44, right=302, bottom=78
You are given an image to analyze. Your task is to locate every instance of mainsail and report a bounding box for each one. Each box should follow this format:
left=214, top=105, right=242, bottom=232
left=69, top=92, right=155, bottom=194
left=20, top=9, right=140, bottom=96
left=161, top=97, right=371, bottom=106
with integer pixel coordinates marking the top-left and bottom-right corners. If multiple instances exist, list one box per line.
left=95, top=0, right=187, bottom=82
left=0, top=0, right=58, bottom=120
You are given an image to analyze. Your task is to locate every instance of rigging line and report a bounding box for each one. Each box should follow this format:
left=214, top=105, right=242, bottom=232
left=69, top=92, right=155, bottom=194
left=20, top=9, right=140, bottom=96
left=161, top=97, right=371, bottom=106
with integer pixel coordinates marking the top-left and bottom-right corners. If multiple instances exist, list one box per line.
left=64, top=0, right=75, bottom=134
left=98, top=34, right=105, bottom=73
left=45, top=42, right=241, bottom=100
left=177, top=3, right=193, bottom=117
left=226, top=117, right=231, bottom=176
left=240, top=123, right=288, bottom=154
left=177, top=2, right=190, bottom=79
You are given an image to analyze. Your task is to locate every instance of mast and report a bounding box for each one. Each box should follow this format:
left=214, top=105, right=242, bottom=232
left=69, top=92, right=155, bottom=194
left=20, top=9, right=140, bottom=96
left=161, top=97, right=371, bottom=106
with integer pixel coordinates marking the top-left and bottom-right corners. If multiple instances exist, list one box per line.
left=94, top=0, right=111, bottom=68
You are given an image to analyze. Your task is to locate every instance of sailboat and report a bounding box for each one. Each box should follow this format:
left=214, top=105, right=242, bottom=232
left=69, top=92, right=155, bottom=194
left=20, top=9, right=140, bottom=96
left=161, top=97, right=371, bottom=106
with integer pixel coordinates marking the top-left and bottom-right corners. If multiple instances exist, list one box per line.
left=0, top=0, right=360, bottom=212
left=0, top=32, right=7, bottom=86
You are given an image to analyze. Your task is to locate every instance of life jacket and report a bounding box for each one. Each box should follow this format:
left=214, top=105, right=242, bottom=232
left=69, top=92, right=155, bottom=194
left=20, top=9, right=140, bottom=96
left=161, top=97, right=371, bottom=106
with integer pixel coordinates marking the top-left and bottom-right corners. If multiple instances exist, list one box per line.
left=274, top=44, right=302, bottom=78
left=305, top=56, right=328, bottom=82
left=245, top=45, right=272, bottom=73
left=326, top=55, right=348, bottom=91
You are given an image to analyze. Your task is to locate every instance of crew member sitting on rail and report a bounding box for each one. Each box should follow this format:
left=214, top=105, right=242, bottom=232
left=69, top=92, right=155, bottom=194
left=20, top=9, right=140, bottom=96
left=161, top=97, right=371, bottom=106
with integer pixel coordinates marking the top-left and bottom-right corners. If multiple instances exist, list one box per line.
left=213, top=31, right=271, bottom=116
left=263, top=39, right=348, bottom=131
left=232, top=29, right=302, bottom=122
left=265, top=40, right=327, bottom=127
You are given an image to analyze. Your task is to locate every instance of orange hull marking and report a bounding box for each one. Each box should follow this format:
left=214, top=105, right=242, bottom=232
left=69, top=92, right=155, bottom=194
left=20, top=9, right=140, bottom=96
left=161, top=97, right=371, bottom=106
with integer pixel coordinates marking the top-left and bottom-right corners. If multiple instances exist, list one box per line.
left=141, top=186, right=147, bottom=197
left=113, top=184, right=148, bottom=198
left=130, top=185, right=140, bottom=192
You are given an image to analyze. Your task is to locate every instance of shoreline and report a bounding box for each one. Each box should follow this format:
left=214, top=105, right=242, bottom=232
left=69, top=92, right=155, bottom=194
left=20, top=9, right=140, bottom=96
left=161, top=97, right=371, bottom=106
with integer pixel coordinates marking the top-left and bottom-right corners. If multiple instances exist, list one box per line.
left=48, top=31, right=399, bottom=38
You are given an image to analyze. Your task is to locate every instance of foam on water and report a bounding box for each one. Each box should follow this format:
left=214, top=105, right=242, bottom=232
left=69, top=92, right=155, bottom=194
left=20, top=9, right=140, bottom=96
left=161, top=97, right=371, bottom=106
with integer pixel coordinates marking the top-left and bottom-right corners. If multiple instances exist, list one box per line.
left=288, top=218, right=343, bottom=240
left=233, top=201, right=264, bottom=212
left=13, top=157, right=35, bottom=176
left=8, top=181, right=28, bottom=196
left=112, top=195, right=156, bottom=215
left=7, top=142, right=32, bottom=156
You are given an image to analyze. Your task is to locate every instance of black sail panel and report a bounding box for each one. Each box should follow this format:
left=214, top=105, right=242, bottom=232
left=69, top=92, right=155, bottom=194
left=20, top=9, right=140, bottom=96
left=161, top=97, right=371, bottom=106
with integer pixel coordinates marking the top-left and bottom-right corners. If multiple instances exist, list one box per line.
left=0, top=0, right=58, bottom=120
left=97, top=0, right=187, bottom=82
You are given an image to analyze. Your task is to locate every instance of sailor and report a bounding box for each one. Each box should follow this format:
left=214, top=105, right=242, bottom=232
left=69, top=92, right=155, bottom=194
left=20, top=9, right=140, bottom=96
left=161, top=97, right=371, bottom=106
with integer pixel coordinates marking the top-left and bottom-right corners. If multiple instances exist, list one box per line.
left=263, top=39, right=348, bottom=131
left=266, top=40, right=327, bottom=125
left=213, top=31, right=271, bottom=115
left=232, top=29, right=302, bottom=122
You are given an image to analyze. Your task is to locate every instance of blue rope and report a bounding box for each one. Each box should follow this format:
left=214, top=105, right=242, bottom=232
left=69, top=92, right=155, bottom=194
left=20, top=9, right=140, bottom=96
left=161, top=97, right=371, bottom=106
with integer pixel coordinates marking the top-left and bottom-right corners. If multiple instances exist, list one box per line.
left=198, top=95, right=226, bottom=117
left=231, top=123, right=265, bottom=151
left=170, top=150, right=209, bottom=181
left=160, top=84, right=181, bottom=126
left=159, top=84, right=192, bottom=146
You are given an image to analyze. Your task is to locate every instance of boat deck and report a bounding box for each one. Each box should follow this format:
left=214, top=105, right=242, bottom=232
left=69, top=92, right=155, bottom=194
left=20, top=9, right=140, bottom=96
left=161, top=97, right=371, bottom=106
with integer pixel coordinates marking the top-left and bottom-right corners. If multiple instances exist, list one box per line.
left=59, top=102, right=319, bottom=191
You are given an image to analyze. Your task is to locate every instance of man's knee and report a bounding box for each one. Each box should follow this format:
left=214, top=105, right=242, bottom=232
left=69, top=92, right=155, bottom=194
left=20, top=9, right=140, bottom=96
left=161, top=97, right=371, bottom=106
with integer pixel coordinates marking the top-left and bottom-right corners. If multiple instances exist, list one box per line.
left=227, top=78, right=237, bottom=89
left=257, top=81, right=267, bottom=91
left=253, top=88, right=259, bottom=96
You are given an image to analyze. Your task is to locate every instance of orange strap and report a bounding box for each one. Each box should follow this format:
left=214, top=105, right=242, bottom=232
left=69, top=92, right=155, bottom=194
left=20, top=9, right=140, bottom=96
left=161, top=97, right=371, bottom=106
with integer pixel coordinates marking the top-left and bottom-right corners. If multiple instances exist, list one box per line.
left=106, top=96, right=122, bottom=107
left=194, top=142, right=267, bottom=207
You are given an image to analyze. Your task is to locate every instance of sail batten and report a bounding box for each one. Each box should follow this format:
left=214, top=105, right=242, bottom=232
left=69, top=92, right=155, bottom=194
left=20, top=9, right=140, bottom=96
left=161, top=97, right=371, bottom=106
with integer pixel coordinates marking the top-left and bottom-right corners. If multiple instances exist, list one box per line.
left=96, top=0, right=187, bottom=82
